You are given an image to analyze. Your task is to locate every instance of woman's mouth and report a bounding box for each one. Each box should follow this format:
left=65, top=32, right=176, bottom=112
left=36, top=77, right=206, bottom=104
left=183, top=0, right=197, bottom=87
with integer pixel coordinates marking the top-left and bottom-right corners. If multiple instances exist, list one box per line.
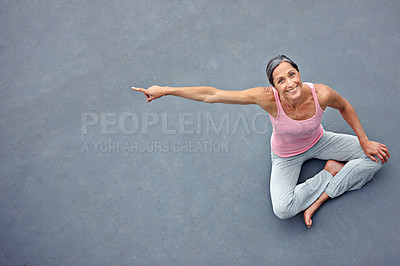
left=286, top=86, right=297, bottom=93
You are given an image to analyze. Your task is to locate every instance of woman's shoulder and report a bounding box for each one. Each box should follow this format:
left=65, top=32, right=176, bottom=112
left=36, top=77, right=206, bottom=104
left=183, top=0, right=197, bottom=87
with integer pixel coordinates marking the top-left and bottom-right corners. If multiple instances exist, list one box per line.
left=249, top=86, right=274, bottom=93
left=308, top=83, right=327, bottom=90
left=247, top=86, right=275, bottom=99
left=258, top=86, right=276, bottom=103
left=246, top=86, right=277, bottom=114
left=313, top=83, right=336, bottom=108
left=312, top=83, right=334, bottom=95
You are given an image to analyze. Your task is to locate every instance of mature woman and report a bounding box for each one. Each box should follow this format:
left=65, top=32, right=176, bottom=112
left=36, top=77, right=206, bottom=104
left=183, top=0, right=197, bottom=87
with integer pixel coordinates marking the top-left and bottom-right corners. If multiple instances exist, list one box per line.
left=132, top=55, right=390, bottom=228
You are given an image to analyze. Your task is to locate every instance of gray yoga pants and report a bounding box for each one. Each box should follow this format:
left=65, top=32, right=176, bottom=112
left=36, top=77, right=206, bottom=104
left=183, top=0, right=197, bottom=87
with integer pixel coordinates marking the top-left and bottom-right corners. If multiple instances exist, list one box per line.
left=270, top=131, right=384, bottom=219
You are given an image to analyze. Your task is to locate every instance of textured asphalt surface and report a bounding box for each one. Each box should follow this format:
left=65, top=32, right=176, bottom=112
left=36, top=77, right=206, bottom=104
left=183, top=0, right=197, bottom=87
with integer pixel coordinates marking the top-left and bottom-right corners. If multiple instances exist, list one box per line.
left=1, top=1, right=399, bottom=265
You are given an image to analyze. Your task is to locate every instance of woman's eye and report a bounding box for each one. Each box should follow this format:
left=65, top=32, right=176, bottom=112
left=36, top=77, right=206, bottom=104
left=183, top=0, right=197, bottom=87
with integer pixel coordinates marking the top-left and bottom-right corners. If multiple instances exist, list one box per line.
left=289, top=72, right=295, bottom=77
left=278, top=79, right=283, bottom=84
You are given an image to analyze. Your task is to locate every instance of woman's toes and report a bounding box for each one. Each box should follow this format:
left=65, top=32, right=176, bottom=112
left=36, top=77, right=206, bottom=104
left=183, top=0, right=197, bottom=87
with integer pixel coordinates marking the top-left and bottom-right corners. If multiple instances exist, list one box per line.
left=304, top=212, right=312, bottom=228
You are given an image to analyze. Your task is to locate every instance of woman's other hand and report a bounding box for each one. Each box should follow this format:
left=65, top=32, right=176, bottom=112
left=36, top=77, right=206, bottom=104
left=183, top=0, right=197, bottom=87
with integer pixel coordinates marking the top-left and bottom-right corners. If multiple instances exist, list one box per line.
left=361, top=140, right=390, bottom=164
left=132, top=85, right=166, bottom=103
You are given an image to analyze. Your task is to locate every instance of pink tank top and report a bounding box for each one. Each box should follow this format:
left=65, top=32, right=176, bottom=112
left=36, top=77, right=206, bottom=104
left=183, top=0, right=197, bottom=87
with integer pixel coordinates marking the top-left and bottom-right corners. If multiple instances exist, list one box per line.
left=269, top=82, right=324, bottom=158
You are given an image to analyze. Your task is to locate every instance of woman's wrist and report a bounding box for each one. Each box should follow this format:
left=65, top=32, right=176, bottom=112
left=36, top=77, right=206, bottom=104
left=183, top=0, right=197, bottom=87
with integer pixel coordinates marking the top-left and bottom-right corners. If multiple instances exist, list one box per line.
left=161, top=86, right=171, bottom=96
left=359, top=136, right=369, bottom=146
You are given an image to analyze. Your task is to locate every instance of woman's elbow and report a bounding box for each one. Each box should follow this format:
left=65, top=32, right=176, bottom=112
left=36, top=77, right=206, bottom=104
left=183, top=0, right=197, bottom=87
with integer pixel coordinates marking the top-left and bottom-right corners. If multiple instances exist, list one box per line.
left=338, top=101, right=353, bottom=115
left=203, top=89, right=219, bottom=103
left=203, top=95, right=215, bottom=103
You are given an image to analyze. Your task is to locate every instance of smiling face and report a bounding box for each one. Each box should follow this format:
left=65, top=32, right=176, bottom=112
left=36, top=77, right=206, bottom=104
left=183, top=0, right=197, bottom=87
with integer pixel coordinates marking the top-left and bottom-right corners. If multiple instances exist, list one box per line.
left=272, top=61, right=303, bottom=101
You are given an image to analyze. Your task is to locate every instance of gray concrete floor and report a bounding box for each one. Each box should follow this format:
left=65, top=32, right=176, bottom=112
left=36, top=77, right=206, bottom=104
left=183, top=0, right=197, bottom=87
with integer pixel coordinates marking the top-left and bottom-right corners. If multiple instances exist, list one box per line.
left=1, top=0, right=400, bottom=265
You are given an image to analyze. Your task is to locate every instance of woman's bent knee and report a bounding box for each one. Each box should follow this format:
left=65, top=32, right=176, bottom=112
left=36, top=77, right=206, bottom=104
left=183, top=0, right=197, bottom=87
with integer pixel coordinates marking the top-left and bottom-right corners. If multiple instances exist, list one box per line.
left=273, top=205, right=296, bottom=220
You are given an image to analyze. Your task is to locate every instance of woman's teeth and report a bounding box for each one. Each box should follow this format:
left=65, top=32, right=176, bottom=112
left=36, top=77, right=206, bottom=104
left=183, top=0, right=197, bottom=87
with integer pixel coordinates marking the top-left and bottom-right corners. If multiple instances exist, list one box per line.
left=287, top=86, right=297, bottom=93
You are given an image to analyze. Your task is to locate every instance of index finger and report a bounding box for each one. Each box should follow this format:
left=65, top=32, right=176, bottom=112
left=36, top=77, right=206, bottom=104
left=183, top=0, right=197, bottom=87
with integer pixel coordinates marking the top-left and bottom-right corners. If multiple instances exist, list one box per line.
left=132, top=87, right=145, bottom=92
left=368, top=154, right=379, bottom=163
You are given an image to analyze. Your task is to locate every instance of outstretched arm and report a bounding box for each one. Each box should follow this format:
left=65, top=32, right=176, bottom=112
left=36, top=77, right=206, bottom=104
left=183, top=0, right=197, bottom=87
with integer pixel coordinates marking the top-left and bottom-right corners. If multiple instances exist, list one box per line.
left=317, top=84, right=390, bottom=164
left=132, top=85, right=275, bottom=109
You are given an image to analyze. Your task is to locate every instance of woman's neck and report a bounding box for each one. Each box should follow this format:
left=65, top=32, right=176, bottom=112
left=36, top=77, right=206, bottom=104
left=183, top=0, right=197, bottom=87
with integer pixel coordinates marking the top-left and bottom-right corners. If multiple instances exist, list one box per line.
left=280, top=84, right=308, bottom=110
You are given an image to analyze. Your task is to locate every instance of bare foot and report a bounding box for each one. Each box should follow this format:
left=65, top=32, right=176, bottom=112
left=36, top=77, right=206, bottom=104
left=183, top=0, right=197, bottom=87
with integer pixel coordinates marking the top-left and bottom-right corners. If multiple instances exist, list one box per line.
left=304, top=192, right=329, bottom=228
left=303, top=160, right=345, bottom=228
